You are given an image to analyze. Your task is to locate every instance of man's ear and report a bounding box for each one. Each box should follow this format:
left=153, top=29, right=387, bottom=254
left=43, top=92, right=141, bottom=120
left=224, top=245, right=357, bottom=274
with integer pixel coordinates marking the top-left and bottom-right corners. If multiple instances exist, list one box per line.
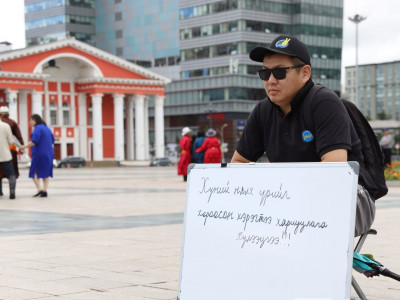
left=302, top=65, right=312, bottom=83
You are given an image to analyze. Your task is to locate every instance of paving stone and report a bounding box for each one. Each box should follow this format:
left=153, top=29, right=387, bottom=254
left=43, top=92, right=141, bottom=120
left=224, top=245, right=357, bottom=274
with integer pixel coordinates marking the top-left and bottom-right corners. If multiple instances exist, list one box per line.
left=0, top=167, right=398, bottom=299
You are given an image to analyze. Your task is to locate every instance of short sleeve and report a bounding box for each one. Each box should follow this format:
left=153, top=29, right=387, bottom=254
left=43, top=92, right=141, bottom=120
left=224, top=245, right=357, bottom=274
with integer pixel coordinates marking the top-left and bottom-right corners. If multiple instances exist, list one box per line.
left=30, top=125, right=42, bottom=145
left=311, top=90, right=352, bottom=157
left=236, top=101, right=266, bottom=161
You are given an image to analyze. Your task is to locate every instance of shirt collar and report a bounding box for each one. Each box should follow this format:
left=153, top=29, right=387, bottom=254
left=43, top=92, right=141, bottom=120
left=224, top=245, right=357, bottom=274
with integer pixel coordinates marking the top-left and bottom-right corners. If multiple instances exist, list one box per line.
left=290, top=79, right=314, bottom=113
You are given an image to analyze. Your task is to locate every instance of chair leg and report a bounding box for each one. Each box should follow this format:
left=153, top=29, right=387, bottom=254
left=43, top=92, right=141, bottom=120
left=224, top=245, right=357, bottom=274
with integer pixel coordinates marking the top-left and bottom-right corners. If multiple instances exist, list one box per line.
left=352, top=229, right=377, bottom=299
left=352, top=275, right=368, bottom=300
left=354, top=229, right=377, bottom=252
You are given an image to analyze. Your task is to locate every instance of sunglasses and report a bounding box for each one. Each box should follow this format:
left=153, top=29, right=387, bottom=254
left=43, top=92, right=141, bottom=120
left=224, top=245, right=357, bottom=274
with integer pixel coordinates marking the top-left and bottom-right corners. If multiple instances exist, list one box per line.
left=257, top=64, right=305, bottom=81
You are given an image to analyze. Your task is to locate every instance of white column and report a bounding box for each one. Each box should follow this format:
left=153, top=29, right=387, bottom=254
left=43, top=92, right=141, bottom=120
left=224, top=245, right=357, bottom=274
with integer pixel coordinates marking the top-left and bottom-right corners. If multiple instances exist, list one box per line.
left=32, top=91, right=43, bottom=116
left=57, top=81, right=63, bottom=126
left=6, top=90, right=18, bottom=122
left=78, top=93, right=87, bottom=159
left=19, top=91, right=28, bottom=144
left=61, top=127, right=67, bottom=159
left=134, top=94, right=145, bottom=160
left=70, top=80, right=76, bottom=125
left=154, top=95, right=165, bottom=158
left=144, top=97, right=150, bottom=159
left=44, top=81, right=50, bottom=124
left=113, top=93, right=125, bottom=161
left=91, top=94, right=103, bottom=161
left=126, top=96, right=135, bottom=160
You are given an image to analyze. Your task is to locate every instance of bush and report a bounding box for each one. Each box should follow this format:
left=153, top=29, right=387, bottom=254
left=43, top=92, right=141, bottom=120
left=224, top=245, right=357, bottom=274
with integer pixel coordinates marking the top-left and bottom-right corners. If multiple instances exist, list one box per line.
left=384, top=161, right=400, bottom=180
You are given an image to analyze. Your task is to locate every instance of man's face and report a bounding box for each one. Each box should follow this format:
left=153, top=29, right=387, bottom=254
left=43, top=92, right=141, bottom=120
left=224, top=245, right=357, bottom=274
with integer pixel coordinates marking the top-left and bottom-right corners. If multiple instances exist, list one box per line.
left=262, top=54, right=309, bottom=113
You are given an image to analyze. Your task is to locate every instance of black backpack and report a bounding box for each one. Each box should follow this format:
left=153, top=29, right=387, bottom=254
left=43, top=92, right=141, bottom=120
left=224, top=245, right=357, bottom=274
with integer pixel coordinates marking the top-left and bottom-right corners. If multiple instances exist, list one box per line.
left=303, top=84, right=388, bottom=200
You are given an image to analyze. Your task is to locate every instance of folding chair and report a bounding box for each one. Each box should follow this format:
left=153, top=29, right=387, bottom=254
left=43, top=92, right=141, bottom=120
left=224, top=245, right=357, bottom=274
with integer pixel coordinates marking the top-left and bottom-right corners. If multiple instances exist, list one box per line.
left=351, top=228, right=377, bottom=300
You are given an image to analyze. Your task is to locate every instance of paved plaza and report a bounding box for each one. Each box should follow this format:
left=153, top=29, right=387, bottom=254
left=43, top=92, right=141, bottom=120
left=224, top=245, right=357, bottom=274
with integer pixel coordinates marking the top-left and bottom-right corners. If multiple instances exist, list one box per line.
left=0, top=165, right=398, bottom=299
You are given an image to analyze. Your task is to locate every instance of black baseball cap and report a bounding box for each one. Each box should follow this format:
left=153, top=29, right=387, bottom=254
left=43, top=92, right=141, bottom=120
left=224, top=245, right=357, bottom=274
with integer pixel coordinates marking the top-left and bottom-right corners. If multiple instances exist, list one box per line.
left=249, top=35, right=311, bottom=66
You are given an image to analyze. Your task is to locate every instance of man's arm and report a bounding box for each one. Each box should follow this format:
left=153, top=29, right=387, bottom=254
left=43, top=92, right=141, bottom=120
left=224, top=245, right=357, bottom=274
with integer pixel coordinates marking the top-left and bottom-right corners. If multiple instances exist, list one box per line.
left=231, top=151, right=252, bottom=163
left=321, top=149, right=347, bottom=162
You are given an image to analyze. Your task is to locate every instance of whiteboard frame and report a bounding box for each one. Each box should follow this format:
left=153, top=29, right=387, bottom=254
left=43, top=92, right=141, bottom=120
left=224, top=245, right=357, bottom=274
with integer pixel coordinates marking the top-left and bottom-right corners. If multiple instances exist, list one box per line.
left=178, top=162, right=359, bottom=300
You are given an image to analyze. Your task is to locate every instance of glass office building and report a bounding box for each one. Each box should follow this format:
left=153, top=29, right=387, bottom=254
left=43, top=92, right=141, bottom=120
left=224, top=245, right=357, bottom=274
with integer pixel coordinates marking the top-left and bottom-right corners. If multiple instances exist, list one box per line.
left=25, top=0, right=96, bottom=46
left=345, top=61, right=400, bottom=120
left=164, top=0, right=343, bottom=155
left=95, top=0, right=180, bottom=77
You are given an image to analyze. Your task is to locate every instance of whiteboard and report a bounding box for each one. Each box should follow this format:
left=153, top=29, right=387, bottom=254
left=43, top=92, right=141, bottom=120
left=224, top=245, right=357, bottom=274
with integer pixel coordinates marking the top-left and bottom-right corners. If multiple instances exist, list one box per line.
left=178, top=162, right=359, bottom=300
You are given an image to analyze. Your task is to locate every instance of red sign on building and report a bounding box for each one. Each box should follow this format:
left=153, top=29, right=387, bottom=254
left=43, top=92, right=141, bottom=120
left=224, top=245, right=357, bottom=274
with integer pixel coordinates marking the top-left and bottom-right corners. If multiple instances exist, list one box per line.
left=66, top=127, right=74, bottom=138
left=53, top=127, right=61, bottom=138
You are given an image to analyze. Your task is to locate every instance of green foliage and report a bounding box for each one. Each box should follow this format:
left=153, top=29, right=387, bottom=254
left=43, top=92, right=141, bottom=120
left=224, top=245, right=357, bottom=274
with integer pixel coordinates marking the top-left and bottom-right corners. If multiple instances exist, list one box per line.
left=377, top=111, right=388, bottom=120
left=384, top=161, right=400, bottom=180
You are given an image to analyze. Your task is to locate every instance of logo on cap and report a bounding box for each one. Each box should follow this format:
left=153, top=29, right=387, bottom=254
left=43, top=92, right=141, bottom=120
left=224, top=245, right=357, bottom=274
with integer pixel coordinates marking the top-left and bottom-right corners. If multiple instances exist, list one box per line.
left=275, top=38, right=291, bottom=49
left=302, top=130, right=314, bottom=142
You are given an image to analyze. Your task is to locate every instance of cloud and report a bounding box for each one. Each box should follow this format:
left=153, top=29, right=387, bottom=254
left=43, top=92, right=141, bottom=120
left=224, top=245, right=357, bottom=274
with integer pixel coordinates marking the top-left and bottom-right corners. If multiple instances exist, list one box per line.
left=0, top=1, right=25, bottom=49
left=341, top=0, right=400, bottom=86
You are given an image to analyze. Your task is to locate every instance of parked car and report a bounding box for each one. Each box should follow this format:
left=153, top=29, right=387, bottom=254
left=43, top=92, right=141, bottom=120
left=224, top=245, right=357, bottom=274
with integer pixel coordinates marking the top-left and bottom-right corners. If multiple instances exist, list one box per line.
left=27, top=159, right=58, bottom=168
left=58, top=156, right=86, bottom=168
left=149, top=157, right=172, bottom=167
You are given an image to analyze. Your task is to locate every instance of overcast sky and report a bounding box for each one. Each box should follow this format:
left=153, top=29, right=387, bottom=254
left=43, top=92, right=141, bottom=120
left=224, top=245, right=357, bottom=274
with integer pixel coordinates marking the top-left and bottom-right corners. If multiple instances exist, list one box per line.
left=0, top=0, right=399, bottom=87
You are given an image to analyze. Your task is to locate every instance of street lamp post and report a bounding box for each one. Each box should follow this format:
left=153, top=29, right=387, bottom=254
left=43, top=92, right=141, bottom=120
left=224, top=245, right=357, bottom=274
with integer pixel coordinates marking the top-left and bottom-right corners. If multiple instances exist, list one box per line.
left=220, top=123, right=228, bottom=163
left=205, top=102, right=216, bottom=129
left=349, top=14, right=367, bottom=108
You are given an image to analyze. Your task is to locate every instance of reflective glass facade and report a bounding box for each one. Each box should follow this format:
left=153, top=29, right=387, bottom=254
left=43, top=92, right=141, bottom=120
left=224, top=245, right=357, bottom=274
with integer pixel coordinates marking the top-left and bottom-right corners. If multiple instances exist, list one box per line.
left=345, top=61, right=400, bottom=120
left=178, top=0, right=343, bottom=94
left=179, top=0, right=342, bottom=20
left=25, top=0, right=96, bottom=46
left=95, top=0, right=180, bottom=65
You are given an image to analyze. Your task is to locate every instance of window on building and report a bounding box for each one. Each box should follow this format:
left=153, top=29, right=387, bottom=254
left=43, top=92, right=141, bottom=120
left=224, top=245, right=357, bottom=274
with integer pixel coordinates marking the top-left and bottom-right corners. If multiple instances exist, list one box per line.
left=155, top=57, right=167, bottom=67
left=115, top=12, right=122, bottom=21
left=69, top=32, right=95, bottom=45
left=192, top=27, right=201, bottom=38
left=88, top=103, right=93, bottom=125
left=67, top=0, right=95, bottom=8
left=50, top=102, right=57, bottom=126
left=116, top=30, right=123, bottom=39
left=62, top=102, right=70, bottom=125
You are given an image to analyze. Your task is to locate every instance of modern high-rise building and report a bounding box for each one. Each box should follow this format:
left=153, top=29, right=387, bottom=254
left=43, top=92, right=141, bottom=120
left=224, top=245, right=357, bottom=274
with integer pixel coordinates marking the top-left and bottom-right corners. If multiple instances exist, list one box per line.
left=164, top=0, right=343, bottom=157
left=25, top=0, right=96, bottom=47
left=345, top=61, right=400, bottom=120
left=95, top=0, right=180, bottom=80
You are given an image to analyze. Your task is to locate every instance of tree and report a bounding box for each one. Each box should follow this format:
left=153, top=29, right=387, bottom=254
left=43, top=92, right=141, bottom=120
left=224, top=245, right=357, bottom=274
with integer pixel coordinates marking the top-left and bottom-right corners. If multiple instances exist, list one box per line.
left=377, top=111, right=388, bottom=120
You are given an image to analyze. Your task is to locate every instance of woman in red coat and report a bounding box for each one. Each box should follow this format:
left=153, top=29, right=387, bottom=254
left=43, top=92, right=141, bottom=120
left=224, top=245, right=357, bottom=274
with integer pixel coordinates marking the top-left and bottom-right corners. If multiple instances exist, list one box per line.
left=196, top=128, right=222, bottom=163
left=177, top=127, right=192, bottom=181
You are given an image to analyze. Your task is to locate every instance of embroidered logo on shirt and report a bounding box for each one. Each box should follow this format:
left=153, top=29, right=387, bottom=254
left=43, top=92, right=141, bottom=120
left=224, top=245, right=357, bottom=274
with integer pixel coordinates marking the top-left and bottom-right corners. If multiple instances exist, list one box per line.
left=302, top=130, right=314, bottom=142
left=275, top=38, right=291, bottom=48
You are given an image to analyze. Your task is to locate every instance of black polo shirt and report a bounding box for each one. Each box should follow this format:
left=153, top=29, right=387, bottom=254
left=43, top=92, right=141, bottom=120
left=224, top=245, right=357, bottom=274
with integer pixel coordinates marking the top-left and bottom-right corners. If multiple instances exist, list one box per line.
left=237, top=80, right=363, bottom=163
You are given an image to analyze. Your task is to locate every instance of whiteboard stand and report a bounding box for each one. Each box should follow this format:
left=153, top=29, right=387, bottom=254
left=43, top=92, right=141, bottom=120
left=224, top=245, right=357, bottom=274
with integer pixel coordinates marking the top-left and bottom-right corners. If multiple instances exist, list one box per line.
left=178, top=162, right=359, bottom=300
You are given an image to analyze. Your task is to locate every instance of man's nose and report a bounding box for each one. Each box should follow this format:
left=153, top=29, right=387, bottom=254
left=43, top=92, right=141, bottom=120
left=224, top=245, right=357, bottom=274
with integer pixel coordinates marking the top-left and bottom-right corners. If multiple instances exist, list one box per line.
left=267, top=73, right=279, bottom=83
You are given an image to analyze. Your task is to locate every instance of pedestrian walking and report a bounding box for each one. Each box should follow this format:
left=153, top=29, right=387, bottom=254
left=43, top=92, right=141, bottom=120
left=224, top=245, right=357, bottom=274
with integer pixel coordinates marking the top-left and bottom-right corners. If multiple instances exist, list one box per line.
left=195, top=128, right=222, bottom=163
left=0, top=106, right=24, bottom=196
left=178, top=127, right=192, bottom=182
left=0, top=110, right=16, bottom=199
left=20, top=114, right=55, bottom=197
left=192, top=130, right=206, bottom=163
left=379, top=128, right=393, bottom=167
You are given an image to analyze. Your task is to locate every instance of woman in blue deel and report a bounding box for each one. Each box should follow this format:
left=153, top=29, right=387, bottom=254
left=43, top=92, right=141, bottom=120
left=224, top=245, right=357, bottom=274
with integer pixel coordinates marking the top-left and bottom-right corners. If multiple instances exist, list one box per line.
left=20, top=114, right=55, bottom=197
